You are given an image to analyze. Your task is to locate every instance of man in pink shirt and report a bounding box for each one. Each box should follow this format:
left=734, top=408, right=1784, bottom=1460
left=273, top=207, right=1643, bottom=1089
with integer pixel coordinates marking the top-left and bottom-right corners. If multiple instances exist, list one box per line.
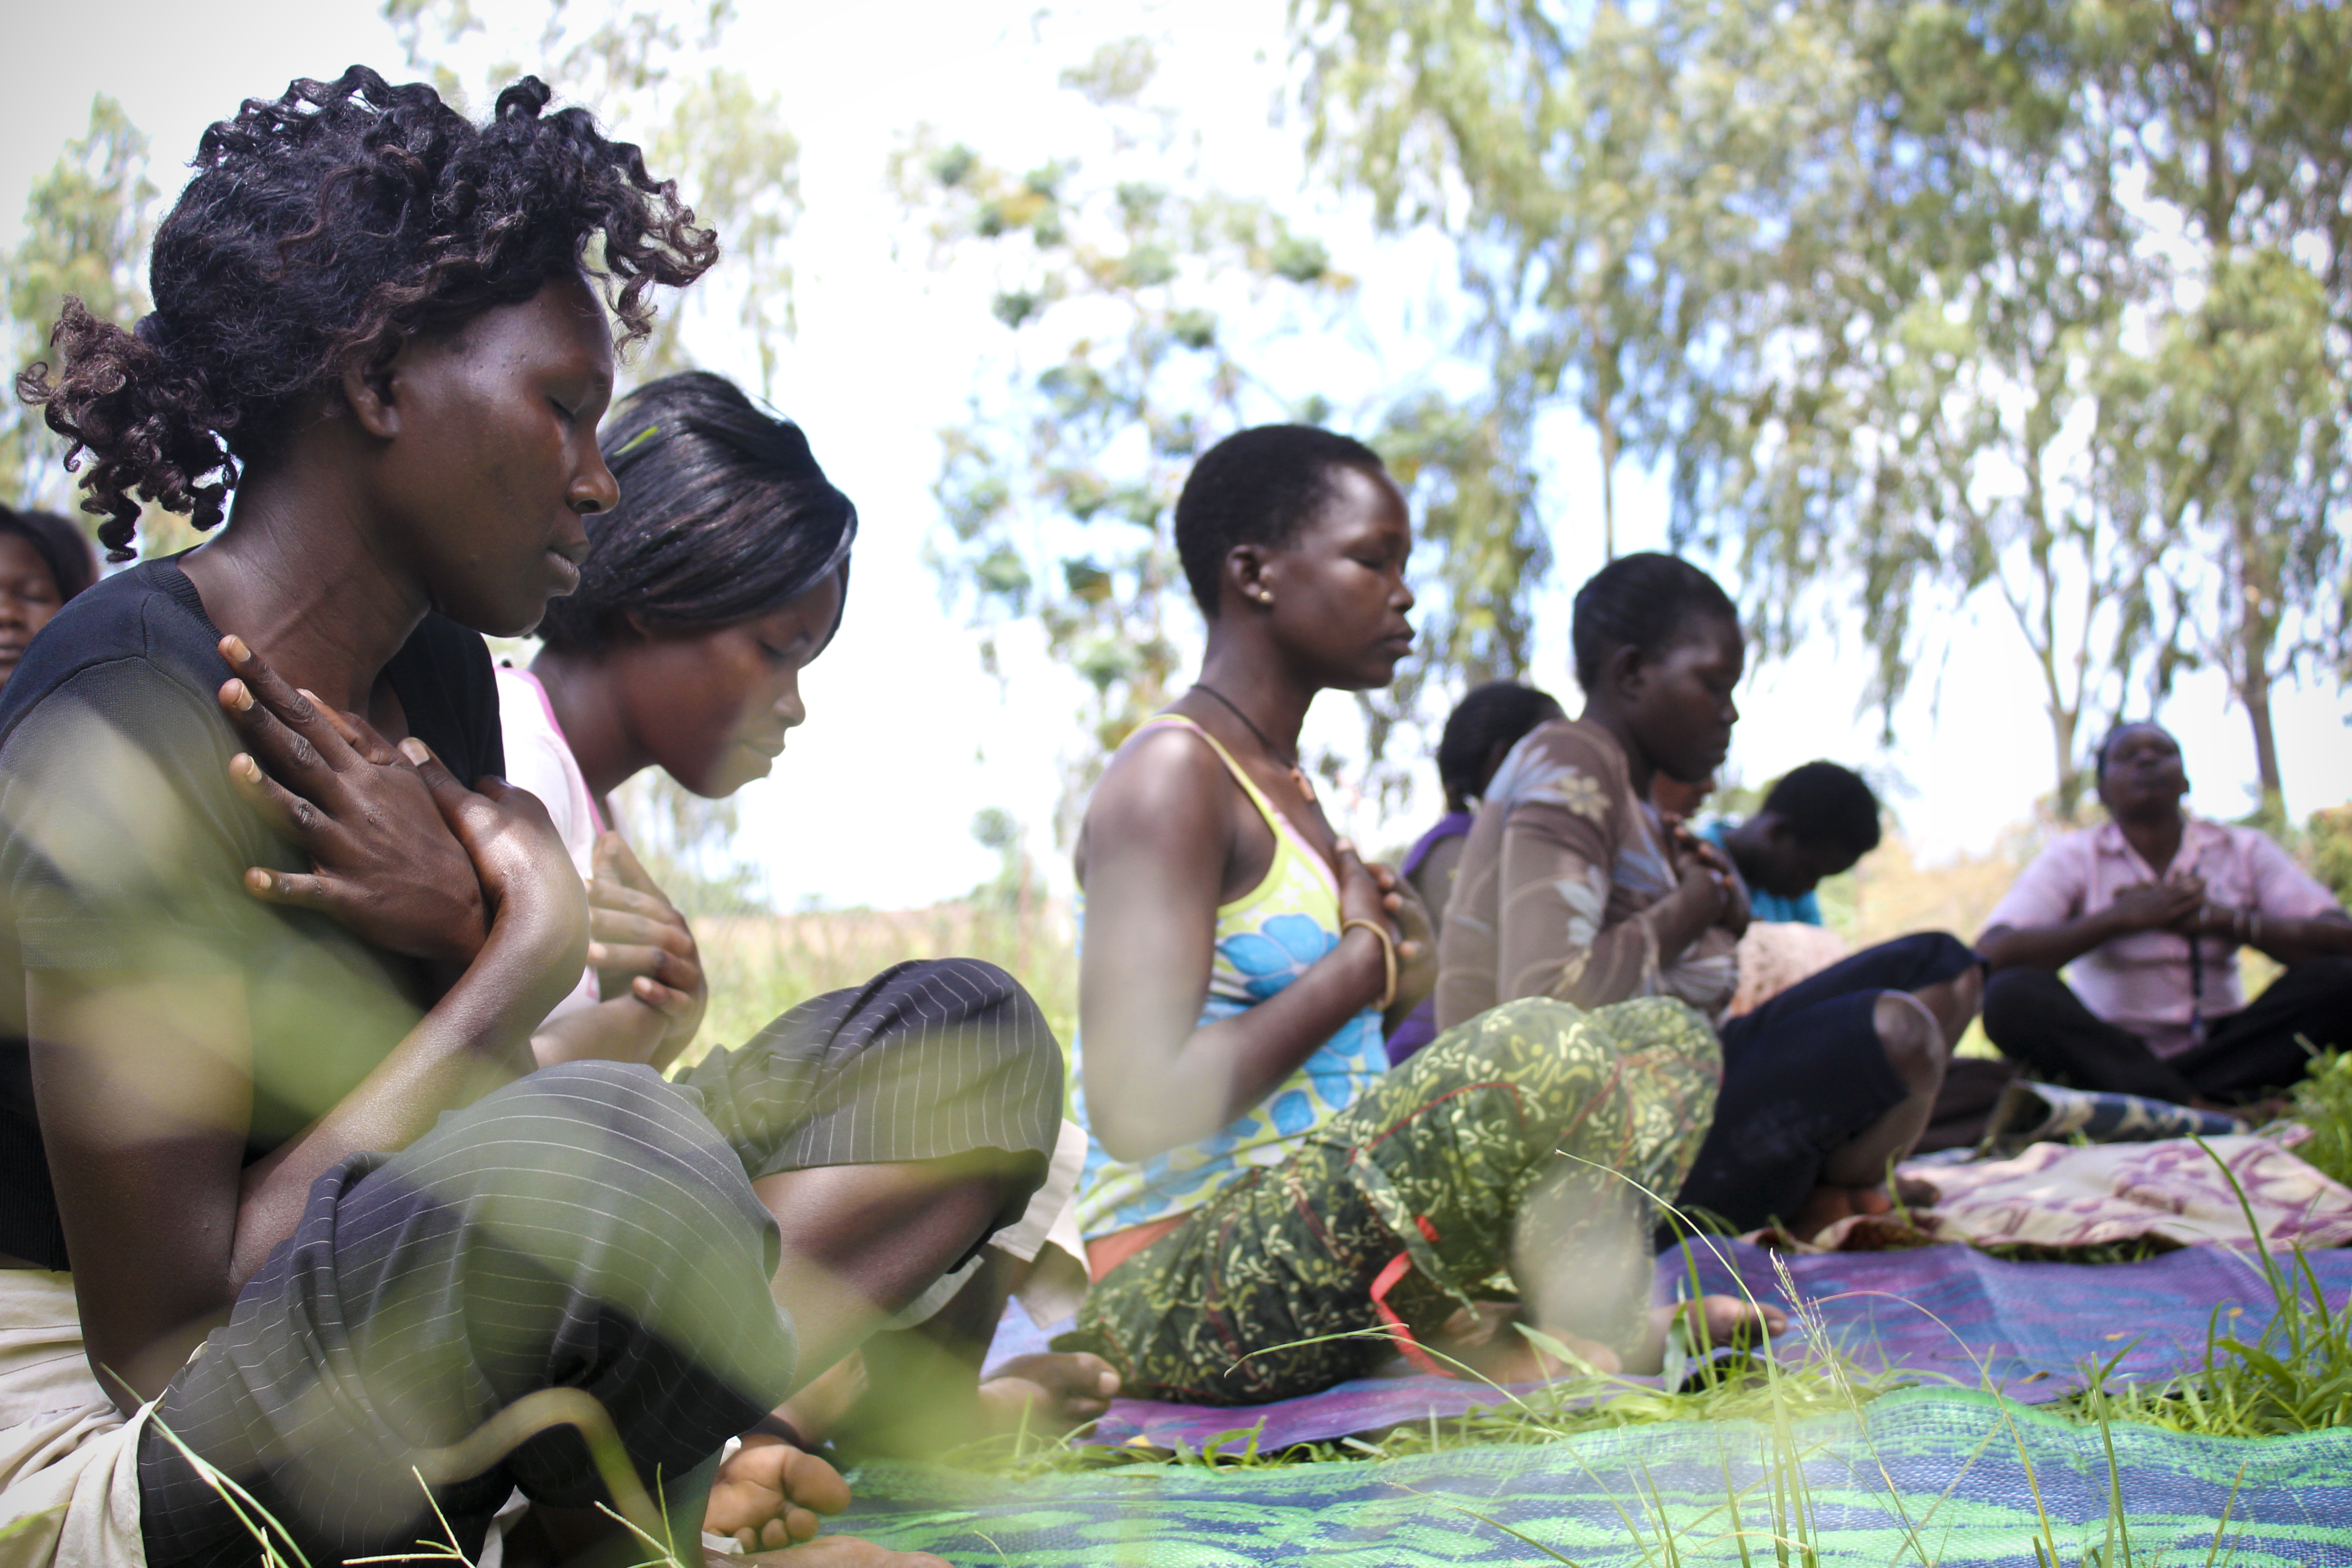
left=1978, top=723, right=2352, bottom=1105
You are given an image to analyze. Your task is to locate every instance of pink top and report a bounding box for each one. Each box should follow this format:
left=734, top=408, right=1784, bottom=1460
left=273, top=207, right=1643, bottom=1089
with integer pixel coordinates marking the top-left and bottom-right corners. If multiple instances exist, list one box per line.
left=496, top=666, right=607, bottom=1021
left=1981, top=817, right=2342, bottom=1056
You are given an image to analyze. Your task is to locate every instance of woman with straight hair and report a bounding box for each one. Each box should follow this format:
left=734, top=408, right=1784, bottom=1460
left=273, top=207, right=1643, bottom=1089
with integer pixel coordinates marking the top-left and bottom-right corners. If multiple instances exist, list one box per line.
left=503, top=369, right=1116, bottom=1504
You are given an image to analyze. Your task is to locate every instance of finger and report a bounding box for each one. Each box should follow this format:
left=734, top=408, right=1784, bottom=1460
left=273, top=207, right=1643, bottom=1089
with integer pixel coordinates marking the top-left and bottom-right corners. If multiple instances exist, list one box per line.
left=629, top=975, right=694, bottom=1015
left=216, top=636, right=358, bottom=770
left=241, top=866, right=347, bottom=916
left=227, top=752, right=333, bottom=846
left=585, top=878, right=680, bottom=923
left=587, top=941, right=676, bottom=978
left=317, top=701, right=402, bottom=767
left=595, top=831, right=667, bottom=898
left=399, top=737, right=477, bottom=819
left=588, top=906, right=695, bottom=953
left=218, top=679, right=347, bottom=798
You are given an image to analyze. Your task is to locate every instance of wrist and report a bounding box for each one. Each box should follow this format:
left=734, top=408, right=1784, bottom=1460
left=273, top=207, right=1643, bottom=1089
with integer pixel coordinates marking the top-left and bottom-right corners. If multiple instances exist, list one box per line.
left=1338, top=920, right=1397, bottom=1011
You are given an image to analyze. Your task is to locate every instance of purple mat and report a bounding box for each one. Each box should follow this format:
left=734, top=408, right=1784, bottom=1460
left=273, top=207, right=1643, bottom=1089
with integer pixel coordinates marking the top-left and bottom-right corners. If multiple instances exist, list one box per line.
left=982, top=1240, right=2352, bottom=1450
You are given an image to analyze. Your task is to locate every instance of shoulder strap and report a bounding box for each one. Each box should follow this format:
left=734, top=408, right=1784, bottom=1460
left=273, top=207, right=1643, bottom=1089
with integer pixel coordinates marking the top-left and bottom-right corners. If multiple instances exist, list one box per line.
left=1130, top=713, right=1291, bottom=846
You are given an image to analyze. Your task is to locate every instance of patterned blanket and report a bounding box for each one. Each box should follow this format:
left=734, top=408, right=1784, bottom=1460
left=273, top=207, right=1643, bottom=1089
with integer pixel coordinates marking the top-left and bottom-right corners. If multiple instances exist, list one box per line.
left=986, top=1240, right=2352, bottom=1451
left=1796, top=1132, right=2352, bottom=1252
left=839, top=1387, right=2352, bottom=1566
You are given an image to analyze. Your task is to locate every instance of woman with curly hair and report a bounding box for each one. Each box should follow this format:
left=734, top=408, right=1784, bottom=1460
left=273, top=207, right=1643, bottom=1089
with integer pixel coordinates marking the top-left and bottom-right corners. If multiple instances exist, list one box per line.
left=0, top=68, right=1036, bottom=1568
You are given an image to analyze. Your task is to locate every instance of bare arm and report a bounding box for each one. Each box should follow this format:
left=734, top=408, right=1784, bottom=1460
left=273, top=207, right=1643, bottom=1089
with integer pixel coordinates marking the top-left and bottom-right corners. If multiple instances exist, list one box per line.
left=2239, top=909, right=2352, bottom=966
left=1076, top=728, right=1387, bottom=1163
left=34, top=766, right=586, bottom=1412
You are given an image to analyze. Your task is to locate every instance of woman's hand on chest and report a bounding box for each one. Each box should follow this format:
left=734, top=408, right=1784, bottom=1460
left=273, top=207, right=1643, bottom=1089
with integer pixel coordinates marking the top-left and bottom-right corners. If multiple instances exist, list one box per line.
left=216, top=635, right=489, bottom=971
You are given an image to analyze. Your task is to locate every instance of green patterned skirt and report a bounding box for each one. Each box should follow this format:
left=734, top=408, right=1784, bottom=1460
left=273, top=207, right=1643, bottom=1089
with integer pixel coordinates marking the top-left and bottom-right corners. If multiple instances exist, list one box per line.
left=1056, top=995, right=1721, bottom=1404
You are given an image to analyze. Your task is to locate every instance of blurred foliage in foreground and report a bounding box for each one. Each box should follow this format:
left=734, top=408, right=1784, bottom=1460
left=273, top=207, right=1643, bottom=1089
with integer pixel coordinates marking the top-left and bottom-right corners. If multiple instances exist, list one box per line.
left=1298, top=0, right=2352, bottom=822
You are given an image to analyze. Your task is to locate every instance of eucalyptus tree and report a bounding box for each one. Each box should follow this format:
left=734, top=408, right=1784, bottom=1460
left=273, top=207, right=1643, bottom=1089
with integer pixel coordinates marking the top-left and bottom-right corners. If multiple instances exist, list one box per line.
left=897, top=38, right=1376, bottom=828
left=2074, top=0, right=2352, bottom=814
left=1296, top=0, right=2349, bottom=817
left=5, top=95, right=155, bottom=514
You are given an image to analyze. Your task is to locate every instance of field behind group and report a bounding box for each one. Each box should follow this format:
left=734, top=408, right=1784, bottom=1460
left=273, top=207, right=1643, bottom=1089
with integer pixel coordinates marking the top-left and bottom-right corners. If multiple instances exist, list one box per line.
left=681, top=897, right=1082, bottom=1068
left=676, top=806, right=2352, bottom=1068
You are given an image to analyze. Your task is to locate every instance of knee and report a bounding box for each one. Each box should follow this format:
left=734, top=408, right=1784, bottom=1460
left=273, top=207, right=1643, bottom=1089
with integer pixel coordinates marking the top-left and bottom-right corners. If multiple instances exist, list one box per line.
left=1465, top=995, right=1721, bottom=1083
left=1872, top=993, right=1943, bottom=1092
left=1980, top=966, right=2060, bottom=1043
left=2288, top=954, right=2352, bottom=994
left=418, top=1062, right=764, bottom=1241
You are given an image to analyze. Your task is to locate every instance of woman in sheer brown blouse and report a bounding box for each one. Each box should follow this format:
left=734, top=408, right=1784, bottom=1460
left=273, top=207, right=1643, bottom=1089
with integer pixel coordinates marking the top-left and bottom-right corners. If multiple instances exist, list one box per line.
left=1437, top=554, right=1981, bottom=1239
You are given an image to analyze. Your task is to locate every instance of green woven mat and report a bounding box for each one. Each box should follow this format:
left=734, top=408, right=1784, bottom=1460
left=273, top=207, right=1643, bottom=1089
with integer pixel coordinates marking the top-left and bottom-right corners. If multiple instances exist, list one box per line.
left=831, top=1388, right=2352, bottom=1566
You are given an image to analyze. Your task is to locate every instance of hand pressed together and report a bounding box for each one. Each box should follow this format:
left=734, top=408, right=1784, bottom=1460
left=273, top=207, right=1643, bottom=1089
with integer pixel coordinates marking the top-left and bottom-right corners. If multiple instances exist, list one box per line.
left=531, top=831, right=709, bottom=1069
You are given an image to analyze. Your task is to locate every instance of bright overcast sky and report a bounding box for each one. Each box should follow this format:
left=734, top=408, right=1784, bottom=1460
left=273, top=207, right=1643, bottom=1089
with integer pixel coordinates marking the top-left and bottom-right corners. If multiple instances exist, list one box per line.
left=5, top=0, right=2347, bottom=911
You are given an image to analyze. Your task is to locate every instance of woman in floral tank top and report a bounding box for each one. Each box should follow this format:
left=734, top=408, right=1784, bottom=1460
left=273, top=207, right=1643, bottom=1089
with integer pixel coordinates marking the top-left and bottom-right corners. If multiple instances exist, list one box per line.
left=1057, top=429, right=1776, bottom=1405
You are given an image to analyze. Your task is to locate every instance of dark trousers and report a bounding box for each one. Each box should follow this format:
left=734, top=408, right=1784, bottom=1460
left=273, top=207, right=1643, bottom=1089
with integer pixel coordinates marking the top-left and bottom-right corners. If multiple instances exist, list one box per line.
left=139, top=959, right=1060, bottom=1568
left=1982, top=956, right=2352, bottom=1104
left=1676, top=931, right=1979, bottom=1233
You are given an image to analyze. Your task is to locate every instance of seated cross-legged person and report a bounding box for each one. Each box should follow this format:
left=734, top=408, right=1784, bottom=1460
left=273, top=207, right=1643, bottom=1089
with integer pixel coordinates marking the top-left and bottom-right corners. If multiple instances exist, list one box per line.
left=1436, top=554, right=1984, bottom=1241
left=493, top=370, right=1111, bottom=1499
left=0, top=71, right=1032, bottom=1568
left=1979, top=722, right=2352, bottom=1107
left=1385, top=680, right=1565, bottom=1064
left=1058, top=427, right=1774, bottom=1406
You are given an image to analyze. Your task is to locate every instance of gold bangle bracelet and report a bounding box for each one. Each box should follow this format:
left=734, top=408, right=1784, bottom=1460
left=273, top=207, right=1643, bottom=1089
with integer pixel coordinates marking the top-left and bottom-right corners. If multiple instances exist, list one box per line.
left=1341, top=917, right=1398, bottom=1012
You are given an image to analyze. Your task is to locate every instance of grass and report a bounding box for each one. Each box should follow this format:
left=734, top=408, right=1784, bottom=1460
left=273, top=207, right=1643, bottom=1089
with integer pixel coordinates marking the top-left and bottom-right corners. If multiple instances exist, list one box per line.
left=2281, top=1044, right=2352, bottom=1190
left=680, top=898, right=1080, bottom=1071
left=922, top=1242, right=2273, bottom=1568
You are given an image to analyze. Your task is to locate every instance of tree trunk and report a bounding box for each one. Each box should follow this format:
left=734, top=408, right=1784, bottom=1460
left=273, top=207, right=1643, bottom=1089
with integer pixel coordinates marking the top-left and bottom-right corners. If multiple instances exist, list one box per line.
left=2234, top=514, right=2286, bottom=823
left=1597, top=397, right=1618, bottom=561
left=2051, top=701, right=2084, bottom=823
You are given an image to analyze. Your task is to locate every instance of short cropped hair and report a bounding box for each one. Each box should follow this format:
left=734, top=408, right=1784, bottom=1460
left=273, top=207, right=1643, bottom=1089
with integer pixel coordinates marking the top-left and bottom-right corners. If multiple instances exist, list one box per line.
left=1436, top=681, right=1562, bottom=810
left=536, top=372, right=856, bottom=652
left=2093, top=721, right=2176, bottom=785
left=1173, top=425, right=1385, bottom=616
left=0, top=505, right=97, bottom=603
left=1760, top=761, right=1882, bottom=860
left=1568, top=551, right=1739, bottom=690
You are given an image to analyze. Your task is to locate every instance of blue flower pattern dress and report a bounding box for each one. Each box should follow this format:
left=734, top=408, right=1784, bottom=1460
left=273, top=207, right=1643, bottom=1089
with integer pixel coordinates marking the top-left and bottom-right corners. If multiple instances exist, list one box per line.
left=1072, top=716, right=1388, bottom=1240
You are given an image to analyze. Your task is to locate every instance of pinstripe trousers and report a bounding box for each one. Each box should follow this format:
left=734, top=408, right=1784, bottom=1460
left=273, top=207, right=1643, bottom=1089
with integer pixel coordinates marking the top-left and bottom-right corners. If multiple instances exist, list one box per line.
left=137, top=958, right=1062, bottom=1568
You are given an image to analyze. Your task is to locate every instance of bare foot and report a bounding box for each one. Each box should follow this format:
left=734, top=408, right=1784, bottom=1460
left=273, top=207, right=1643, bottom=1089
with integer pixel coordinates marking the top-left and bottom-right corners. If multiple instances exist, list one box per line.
left=975, top=1351, right=1122, bottom=1435
left=1459, top=1327, right=1623, bottom=1382
left=726, top=1540, right=952, bottom=1566
left=704, top=1436, right=849, bottom=1554
left=774, top=1351, right=868, bottom=1448
left=1651, top=1293, right=1787, bottom=1365
left=1788, top=1183, right=1862, bottom=1240
left=1788, top=1178, right=1935, bottom=1242
left=1891, top=1173, right=1939, bottom=1210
